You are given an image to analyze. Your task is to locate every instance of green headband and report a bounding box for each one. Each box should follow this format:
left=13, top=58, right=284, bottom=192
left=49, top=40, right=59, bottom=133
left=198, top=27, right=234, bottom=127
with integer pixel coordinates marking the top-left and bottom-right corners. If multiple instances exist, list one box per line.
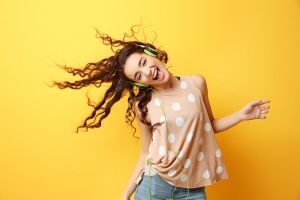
left=144, top=47, right=157, bottom=57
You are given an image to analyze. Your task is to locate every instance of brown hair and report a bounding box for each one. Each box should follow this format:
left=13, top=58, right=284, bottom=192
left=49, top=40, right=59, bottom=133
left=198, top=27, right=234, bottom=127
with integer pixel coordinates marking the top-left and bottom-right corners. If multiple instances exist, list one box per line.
left=46, top=24, right=170, bottom=140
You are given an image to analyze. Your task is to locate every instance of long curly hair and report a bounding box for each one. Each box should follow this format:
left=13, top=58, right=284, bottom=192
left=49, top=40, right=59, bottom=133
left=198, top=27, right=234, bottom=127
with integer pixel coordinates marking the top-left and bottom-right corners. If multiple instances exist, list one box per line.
left=47, top=24, right=170, bottom=140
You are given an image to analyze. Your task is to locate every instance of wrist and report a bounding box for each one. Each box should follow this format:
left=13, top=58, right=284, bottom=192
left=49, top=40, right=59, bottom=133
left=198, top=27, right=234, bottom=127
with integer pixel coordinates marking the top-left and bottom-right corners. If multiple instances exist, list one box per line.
left=236, top=110, right=244, bottom=122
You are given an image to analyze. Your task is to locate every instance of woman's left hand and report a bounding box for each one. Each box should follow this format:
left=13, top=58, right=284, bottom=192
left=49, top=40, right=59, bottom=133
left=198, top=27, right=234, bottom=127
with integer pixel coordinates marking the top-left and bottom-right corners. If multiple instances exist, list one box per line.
left=238, top=99, right=271, bottom=121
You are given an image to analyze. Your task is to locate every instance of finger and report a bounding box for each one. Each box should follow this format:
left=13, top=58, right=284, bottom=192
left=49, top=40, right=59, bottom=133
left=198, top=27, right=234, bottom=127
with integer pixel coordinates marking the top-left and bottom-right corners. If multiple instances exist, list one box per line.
left=251, top=99, right=263, bottom=107
left=259, top=115, right=267, bottom=119
left=252, top=99, right=271, bottom=107
left=261, top=99, right=271, bottom=105
left=259, top=105, right=270, bottom=110
left=260, top=110, right=268, bottom=114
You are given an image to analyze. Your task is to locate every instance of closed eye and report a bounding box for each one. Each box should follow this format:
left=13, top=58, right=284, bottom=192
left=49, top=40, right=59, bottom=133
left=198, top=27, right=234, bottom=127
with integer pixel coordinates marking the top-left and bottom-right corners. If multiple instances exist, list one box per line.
left=137, top=59, right=147, bottom=80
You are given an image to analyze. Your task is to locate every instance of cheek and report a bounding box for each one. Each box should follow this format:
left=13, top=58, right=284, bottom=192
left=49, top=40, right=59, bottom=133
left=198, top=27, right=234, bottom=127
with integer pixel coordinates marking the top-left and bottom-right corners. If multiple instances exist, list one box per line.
left=158, top=63, right=167, bottom=72
left=153, top=60, right=163, bottom=69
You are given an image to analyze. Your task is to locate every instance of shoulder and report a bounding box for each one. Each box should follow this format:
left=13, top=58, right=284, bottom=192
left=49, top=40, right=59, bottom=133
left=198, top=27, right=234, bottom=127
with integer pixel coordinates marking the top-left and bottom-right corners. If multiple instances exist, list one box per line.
left=133, top=100, right=151, bottom=123
left=133, top=100, right=141, bottom=117
left=188, top=74, right=207, bottom=94
left=133, top=100, right=141, bottom=115
left=190, top=74, right=206, bottom=85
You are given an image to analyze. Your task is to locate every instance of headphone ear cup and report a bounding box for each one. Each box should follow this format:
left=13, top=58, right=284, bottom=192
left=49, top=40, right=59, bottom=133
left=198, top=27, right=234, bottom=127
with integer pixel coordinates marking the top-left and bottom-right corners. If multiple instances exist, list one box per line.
left=135, top=43, right=158, bottom=58
left=134, top=82, right=149, bottom=89
left=144, top=47, right=158, bottom=58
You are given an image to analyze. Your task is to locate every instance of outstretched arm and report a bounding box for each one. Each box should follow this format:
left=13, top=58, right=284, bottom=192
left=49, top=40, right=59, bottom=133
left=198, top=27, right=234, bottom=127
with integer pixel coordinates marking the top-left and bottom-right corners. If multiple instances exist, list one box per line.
left=212, top=99, right=270, bottom=133
left=194, top=74, right=271, bottom=134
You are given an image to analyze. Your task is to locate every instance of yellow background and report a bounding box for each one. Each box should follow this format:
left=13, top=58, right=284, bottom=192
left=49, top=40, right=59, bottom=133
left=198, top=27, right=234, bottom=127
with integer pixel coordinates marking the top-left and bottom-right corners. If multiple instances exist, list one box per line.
left=0, top=0, right=299, bottom=199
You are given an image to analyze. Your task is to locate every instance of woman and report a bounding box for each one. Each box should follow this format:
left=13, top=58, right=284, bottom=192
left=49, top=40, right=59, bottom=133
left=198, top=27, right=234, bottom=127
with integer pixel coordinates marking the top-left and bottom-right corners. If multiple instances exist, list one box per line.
left=49, top=25, right=271, bottom=200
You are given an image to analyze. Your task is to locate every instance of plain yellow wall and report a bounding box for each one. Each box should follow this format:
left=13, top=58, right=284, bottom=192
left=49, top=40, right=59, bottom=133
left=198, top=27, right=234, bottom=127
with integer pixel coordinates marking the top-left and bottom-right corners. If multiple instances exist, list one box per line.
left=0, top=0, right=299, bottom=199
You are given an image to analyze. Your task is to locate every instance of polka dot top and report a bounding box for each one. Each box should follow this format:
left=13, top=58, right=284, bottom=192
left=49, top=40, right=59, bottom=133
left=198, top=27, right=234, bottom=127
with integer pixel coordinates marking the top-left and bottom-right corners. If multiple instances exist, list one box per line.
left=135, top=75, right=229, bottom=188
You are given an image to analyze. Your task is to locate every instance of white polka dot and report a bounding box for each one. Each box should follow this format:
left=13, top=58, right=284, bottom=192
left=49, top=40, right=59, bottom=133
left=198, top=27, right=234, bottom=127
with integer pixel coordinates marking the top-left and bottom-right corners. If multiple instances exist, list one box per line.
left=168, top=133, right=176, bottom=143
left=180, top=81, right=188, bottom=90
left=187, top=93, right=196, bottom=102
left=160, top=115, right=167, bottom=124
left=180, top=173, right=188, bottom=182
left=200, top=111, right=203, bottom=121
left=171, top=102, right=181, bottom=111
left=168, top=151, right=175, bottom=161
left=198, top=136, right=203, bottom=145
left=178, top=150, right=183, bottom=159
left=175, top=117, right=184, bottom=127
left=186, top=131, right=193, bottom=143
left=168, top=169, right=176, bottom=177
left=204, top=122, right=212, bottom=132
left=203, top=170, right=210, bottom=179
left=216, top=149, right=222, bottom=158
left=184, top=159, right=191, bottom=168
left=197, top=151, right=204, bottom=161
left=154, top=98, right=161, bottom=106
left=159, top=145, right=166, bottom=155
left=216, top=166, right=223, bottom=174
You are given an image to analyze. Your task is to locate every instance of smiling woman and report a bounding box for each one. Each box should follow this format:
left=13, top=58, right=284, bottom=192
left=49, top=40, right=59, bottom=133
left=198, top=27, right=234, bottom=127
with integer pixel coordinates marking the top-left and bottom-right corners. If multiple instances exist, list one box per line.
left=45, top=22, right=270, bottom=200
left=46, top=24, right=211, bottom=200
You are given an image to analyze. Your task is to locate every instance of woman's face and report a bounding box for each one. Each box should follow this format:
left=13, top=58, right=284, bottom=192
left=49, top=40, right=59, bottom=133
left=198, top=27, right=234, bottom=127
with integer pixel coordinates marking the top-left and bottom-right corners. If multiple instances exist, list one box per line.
left=123, top=52, right=170, bottom=87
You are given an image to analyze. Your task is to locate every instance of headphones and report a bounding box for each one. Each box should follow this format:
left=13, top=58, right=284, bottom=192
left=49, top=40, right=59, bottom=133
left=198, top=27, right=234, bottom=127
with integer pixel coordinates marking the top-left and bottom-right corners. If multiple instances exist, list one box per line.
left=131, top=44, right=158, bottom=89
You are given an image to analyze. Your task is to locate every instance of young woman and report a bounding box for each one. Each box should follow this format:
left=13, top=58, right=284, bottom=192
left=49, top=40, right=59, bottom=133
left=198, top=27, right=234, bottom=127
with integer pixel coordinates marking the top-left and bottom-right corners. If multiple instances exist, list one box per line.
left=49, top=25, right=271, bottom=200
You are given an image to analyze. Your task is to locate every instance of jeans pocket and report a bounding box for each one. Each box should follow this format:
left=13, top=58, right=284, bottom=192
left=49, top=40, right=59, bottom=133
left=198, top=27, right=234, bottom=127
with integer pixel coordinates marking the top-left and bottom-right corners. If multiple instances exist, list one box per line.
left=135, top=175, right=144, bottom=194
left=135, top=184, right=140, bottom=194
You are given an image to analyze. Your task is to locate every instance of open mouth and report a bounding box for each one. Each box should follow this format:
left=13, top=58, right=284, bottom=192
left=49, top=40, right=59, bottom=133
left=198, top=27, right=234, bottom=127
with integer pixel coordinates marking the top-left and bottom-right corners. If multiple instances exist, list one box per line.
left=153, top=68, right=162, bottom=80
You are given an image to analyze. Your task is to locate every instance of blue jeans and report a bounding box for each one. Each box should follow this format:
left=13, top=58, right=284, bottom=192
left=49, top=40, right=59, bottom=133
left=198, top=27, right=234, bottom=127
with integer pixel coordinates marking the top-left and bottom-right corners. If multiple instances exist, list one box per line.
left=134, top=174, right=207, bottom=200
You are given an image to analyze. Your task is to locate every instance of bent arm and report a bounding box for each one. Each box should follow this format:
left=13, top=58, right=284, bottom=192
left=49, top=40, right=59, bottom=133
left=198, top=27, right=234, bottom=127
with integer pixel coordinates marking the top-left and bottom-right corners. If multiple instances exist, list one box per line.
left=122, top=101, right=153, bottom=199
left=122, top=152, right=148, bottom=199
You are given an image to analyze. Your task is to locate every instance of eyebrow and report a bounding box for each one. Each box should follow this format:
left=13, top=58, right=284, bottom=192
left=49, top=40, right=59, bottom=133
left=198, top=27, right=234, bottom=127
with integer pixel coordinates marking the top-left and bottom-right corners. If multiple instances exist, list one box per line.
left=133, top=56, right=143, bottom=81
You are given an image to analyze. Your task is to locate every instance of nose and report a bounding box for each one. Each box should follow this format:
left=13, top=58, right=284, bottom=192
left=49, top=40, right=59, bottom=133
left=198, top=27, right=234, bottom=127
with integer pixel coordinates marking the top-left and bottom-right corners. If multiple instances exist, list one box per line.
left=142, top=67, right=151, bottom=78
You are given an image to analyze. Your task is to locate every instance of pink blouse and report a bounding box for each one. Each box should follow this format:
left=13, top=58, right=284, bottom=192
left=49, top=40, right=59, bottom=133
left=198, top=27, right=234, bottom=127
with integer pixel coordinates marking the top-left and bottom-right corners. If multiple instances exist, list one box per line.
left=135, top=75, right=229, bottom=188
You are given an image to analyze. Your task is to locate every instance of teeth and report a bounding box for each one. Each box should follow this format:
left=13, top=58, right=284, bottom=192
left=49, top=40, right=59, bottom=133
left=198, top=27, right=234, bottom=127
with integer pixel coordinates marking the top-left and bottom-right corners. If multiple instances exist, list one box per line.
left=153, top=68, right=158, bottom=80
